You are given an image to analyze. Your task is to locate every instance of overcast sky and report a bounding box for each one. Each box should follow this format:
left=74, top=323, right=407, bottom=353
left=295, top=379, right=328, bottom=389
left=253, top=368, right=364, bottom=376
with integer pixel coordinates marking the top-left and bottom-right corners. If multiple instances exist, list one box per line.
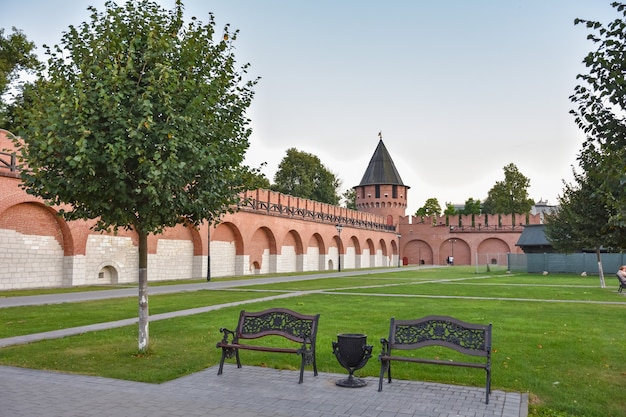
left=0, top=1, right=618, bottom=214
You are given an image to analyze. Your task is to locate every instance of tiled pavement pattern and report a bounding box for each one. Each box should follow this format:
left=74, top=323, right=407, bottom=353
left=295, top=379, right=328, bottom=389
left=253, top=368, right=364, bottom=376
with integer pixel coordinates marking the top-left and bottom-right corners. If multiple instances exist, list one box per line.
left=0, top=364, right=527, bottom=417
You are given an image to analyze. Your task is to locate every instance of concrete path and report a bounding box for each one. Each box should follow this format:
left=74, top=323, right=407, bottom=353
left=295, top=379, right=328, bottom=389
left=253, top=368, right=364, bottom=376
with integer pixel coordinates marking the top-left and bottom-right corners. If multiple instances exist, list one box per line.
left=0, top=268, right=528, bottom=417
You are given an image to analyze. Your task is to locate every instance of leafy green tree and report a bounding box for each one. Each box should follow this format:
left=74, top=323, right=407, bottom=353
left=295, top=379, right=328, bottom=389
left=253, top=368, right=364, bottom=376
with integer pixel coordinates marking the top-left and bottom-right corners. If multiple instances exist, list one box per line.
left=0, top=27, right=41, bottom=128
left=341, top=188, right=356, bottom=210
left=482, top=163, right=534, bottom=222
left=443, top=202, right=457, bottom=215
left=415, top=197, right=441, bottom=219
left=246, top=169, right=271, bottom=190
left=461, top=198, right=481, bottom=215
left=271, top=148, right=340, bottom=204
left=544, top=170, right=617, bottom=287
left=13, top=0, right=257, bottom=351
left=570, top=2, right=626, bottom=246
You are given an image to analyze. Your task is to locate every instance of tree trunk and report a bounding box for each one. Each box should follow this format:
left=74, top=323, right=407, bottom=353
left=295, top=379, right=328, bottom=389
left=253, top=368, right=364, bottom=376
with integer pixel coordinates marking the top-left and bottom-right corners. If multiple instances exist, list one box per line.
left=596, top=247, right=606, bottom=288
left=138, top=229, right=149, bottom=352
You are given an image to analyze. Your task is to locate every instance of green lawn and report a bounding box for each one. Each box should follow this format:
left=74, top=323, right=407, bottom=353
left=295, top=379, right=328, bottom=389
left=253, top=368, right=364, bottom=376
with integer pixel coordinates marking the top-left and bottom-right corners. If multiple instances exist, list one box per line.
left=0, top=267, right=624, bottom=417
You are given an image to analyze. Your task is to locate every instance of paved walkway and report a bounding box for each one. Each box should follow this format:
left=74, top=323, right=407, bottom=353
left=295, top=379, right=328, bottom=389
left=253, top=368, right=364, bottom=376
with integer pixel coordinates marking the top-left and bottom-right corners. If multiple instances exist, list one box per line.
left=1, top=364, right=527, bottom=417
left=0, top=269, right=528, bottom=417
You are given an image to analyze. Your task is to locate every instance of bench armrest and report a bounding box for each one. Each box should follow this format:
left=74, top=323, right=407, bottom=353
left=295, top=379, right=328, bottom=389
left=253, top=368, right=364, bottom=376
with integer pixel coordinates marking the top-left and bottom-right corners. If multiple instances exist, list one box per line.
left=380, top=338, right=390, bottom=356
left=218, top=327, right=237, bottom=345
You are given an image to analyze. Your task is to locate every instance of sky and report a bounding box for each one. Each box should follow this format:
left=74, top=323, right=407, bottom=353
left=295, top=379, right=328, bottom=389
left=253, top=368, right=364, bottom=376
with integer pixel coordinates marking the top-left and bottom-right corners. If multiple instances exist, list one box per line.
left=0, top=1, right=619, bottom=214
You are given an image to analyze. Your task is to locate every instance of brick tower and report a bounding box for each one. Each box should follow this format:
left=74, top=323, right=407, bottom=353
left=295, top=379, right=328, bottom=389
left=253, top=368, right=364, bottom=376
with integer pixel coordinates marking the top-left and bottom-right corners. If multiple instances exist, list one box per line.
left=354, top=135, right=409, bottom=225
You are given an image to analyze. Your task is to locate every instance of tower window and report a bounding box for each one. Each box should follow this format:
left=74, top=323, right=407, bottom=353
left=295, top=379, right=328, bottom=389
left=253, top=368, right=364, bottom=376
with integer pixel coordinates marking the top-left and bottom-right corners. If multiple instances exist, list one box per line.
left=375, top=185, right=380, bottom=198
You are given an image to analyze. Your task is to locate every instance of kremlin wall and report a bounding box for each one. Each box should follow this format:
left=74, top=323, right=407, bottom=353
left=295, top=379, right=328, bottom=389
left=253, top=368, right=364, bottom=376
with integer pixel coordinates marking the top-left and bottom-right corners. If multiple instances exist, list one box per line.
left=0, top=129, right=541, bottom=290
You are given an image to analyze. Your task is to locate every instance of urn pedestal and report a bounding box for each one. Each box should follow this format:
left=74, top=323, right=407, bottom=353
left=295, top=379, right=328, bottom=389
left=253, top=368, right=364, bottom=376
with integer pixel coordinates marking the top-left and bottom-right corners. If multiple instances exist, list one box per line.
left=332, top=333, right=373, bottom=388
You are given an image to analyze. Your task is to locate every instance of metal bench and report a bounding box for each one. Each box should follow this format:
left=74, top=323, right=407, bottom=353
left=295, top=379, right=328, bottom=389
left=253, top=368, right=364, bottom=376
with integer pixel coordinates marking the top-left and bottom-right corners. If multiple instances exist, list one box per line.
left=216, top=308, right=320, bottom=383
left=378, top=315, right=492, bottom=403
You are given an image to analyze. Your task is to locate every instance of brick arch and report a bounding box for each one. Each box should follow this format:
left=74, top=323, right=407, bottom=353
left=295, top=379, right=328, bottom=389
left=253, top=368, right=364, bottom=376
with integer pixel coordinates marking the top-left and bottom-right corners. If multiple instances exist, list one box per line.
left=348, top=235, right=361, bottom=269
left=391, top=238, right=398, bottom=255
left=306, top=233, right=324, bottom=272
left=283, top=229, right=304, bottom=255
left=212, top=222, right=244, bottom=255
left=211, top=222, right=244, bottom=277
left=249, top=226, right=277, bottom=273
left=365, top=238, right=375, bottom=254
left=363, top=238, right=375, bottom=268
left=0, top=201, right=74, bottom=256
left=379, top=239, right=388, bottom=256
left=349, top=235, right=361, bottom=254
left=280, top=229, right=303, bottom=272
left=403, top=239, right=433, bottom=265
left=477, top=237, right=511, bottom=265
left=440, top=238, right=470, bottom=265
left=154, top=223, right=203, bottom=256
left=310, top=233, right=325, bottom=254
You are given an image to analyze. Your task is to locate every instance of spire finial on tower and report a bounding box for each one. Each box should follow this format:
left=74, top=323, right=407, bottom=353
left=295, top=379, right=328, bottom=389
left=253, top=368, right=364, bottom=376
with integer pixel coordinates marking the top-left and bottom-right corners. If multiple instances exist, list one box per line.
left=378, top=131, right=382, bottom=140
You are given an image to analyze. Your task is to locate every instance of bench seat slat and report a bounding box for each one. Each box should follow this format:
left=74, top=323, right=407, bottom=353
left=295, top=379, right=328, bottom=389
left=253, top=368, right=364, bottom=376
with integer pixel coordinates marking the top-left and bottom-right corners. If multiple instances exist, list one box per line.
left=379, top=355, right=487, bottom=369
left=216, top=342, right=300, bottom=354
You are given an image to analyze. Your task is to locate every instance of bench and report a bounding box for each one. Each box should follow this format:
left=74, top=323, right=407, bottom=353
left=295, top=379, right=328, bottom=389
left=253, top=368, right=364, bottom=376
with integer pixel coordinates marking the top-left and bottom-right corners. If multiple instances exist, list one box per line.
left=216, top=308, right=320, bottom=383
left=378, top=315, right=492, bottom=404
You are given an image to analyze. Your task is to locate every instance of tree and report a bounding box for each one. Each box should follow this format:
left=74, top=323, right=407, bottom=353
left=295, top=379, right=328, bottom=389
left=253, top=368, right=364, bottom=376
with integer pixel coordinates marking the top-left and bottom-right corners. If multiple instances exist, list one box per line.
left=0, top=27, right=41, bottom=128
left=544, top=170, right=617, bottom=287
left=443, top=202, right=457, bottom=216
left=271, top=148, right=340, bottom=205
left=247, top=170, right=271, bottom=190
left=415, top=197, right=441, bottom=219
left=482, top=163, right=535, bottom=222
left=341, top=188, right=356, bottom=210
left=461, top=198, right=482, bottom=215
left=13, top=0, right=257, bottom=352
left=570, top=2, right=626, bottom=246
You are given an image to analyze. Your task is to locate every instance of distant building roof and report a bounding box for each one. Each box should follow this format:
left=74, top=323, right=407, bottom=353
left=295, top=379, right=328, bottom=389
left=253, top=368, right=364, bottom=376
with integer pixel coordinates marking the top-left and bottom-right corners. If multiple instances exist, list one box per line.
left=358, top=139, right=406, bottom=187
left=516, top=224, right=554, bottom=253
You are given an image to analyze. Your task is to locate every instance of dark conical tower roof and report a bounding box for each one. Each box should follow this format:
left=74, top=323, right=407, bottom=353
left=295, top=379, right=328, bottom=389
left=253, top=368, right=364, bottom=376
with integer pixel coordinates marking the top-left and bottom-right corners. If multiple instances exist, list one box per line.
left=358, top=138, right=405, bottom=186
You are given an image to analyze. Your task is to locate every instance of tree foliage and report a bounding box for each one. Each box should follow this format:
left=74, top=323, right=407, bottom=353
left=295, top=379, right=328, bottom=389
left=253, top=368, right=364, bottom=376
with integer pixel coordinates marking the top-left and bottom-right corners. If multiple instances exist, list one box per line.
left=461, top=197, right=482, bottom=215
left=0, top=27, right=41, bottom=128
left=443, top=202, right=457, bottom=215
left=271, top=148, right=340, bottom=205
left=13, top=0, right=257, bottom=351
left=570, top=2, right=626, bottom=245
left=341, top=188, right=356, bottom=210
left=415, top=197, right=441, bottom=218
left=482, top=163, right=534, bottom=216
left=544, top=170, right=618, bottom=287
left=544, top=171, right=615, bottom=252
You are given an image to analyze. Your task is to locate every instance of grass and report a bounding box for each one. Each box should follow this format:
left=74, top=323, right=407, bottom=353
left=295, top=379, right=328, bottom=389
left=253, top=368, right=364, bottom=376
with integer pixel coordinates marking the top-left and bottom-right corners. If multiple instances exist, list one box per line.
left=0, top=267, right=625, bottom=417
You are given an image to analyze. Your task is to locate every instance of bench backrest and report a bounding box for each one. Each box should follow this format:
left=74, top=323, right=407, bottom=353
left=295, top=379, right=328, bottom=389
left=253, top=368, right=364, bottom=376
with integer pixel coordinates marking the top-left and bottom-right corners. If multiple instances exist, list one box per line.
left=237, top=308, right=320, bottom=344
left=388, top=315, right=491, bottom=357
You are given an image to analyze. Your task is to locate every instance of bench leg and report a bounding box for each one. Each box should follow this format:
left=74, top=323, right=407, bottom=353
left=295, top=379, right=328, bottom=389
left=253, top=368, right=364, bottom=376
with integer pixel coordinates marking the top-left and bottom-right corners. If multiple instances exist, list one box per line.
left=217, top=348, right=241, bottom=376
left=217, top=348, right=227, bottom=375
left=485, top=368, right=491, bottom=404
left=299, top=356, right=305, bottom=384
left=378, top=360, right=390, bottom=392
